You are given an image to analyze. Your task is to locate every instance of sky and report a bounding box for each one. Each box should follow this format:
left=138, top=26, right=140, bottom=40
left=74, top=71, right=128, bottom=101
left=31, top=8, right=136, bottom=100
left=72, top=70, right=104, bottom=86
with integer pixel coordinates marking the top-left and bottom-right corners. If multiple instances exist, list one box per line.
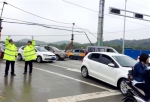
left=0, top=0, right=150, bottom=44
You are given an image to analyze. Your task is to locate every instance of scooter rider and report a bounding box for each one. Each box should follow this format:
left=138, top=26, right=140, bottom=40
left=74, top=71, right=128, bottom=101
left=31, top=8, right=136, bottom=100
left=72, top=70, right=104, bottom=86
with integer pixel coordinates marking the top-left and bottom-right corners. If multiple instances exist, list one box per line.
left=132, top=53, right=150, bottom=101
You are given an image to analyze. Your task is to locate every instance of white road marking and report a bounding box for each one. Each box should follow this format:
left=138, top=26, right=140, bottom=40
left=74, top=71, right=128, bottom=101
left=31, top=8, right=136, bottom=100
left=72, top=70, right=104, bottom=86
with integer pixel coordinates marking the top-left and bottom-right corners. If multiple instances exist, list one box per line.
left=48, top=91, right=121, bottom=102
left=16, top=63, right=113, bottom=91
left=48, top=63, right=81, bottom=73
left=66, top=68, right=80, bottom=73
left=48, top=64, right=70, bottom=69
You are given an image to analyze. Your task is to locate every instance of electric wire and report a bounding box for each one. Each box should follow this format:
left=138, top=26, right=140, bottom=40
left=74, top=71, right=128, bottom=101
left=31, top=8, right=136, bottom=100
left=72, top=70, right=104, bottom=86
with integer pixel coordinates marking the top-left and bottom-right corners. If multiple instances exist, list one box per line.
left=128, top=1, right=150, bottom=10
left=2, top=21, right=83, bottom=33
left=74, top=25, right=94, bottom=45
left=62, top=0, right=149, bottom=26
left=6, top=2, right=72, bottom=25
left=2, top=17, right=86, bottom=30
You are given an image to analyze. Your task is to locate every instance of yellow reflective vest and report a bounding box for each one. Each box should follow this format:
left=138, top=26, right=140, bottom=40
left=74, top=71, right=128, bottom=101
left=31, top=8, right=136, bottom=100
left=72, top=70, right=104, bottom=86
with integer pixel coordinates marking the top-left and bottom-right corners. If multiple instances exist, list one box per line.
left=3, top=37, right=18, bottom=61
left=23, top=40, right=37, bottom=61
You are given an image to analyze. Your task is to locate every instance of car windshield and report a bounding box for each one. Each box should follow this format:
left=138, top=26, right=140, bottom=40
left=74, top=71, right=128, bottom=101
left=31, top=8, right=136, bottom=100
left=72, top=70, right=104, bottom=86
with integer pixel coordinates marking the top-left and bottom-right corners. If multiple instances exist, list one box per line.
left=36, top=47, right=48, bottom=52
left=112, top=55, right=137, bottom=67
left=51, top=46, right=60, bottom=51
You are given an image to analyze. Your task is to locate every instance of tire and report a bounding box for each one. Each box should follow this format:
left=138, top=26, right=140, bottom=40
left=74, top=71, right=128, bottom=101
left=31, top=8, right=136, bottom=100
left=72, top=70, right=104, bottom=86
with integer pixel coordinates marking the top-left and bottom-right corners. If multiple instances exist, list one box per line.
left=56, top=55, right=60, bottom=61
left=81, top=67, right=89, bottom=78
left=124, top=97, right=136, bottom=102
left=18, top=54, right=22, bottom=61
left=36, top=56, right=42, bottom=63
left=119, top=79, right=128, bottom=95
left=69, top=55, right=74, bottom=60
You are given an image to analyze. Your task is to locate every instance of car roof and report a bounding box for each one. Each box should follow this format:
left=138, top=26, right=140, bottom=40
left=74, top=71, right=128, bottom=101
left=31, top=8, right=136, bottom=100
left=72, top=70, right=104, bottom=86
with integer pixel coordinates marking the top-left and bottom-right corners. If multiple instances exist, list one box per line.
left=87, top=46, right=114, bottom=48
left=88, top=52, right=125, bottom=56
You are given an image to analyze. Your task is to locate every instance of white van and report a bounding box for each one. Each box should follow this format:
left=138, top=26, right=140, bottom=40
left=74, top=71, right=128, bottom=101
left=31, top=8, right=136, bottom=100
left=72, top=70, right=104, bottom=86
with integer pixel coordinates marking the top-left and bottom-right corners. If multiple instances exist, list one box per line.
left=85, top=46, right=118, bottom=55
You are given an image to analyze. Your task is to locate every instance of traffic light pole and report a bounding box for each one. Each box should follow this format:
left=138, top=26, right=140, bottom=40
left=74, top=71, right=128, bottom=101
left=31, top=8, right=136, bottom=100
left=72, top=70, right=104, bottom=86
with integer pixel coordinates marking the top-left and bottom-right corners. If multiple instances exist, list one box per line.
left=0, top=2, right=7, bottom=40
left=97, top=0, right=105, bottom=46
left=122, top=0, right=127, bottom=54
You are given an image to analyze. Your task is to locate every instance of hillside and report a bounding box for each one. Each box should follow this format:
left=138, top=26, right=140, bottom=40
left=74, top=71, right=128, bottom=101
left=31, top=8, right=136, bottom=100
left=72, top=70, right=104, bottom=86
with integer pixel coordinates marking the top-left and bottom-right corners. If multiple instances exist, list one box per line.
left=104, top=39, right=150, bottom=50
left=17, top=38, right=47, bottom=45
left=51, top=41, right=80, bottom=45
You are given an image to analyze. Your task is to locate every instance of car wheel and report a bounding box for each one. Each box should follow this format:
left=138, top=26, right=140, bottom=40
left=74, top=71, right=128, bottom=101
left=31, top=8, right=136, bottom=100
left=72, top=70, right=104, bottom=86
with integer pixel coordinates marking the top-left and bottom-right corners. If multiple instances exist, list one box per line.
left=37, top=56, right=42, bottom=63
left=124, top=97, right=136, bottom=102
left=69, top=55, right=73, bottom=60
left=18, top=54, right=22, bottom=61
left=81, top=67, right=89, bottom=78
left=119, top=79, right=128, bottom=95
left=56, top=55, right=60, bottom=61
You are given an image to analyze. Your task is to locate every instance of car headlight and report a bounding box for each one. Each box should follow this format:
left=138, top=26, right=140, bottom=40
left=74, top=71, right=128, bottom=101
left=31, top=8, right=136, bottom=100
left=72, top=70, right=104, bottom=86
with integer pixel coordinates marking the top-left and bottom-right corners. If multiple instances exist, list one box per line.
left=43, top=54, right=49, bottom=57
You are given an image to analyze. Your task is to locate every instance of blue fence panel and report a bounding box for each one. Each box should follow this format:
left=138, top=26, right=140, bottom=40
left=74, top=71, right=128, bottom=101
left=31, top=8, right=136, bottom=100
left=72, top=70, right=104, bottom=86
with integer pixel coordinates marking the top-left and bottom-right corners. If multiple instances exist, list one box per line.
left=141, top=50, right=150, bottom=55
left=125, top=49, right=150, bottom=60
left=124, top=49, right=141, bottom=60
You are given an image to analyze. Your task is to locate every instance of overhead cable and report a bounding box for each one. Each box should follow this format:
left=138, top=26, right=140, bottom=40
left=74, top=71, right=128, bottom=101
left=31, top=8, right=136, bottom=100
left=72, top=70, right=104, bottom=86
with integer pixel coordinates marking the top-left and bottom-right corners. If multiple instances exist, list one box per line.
left=62, top=0, right=149, bottom=26
left=2, top=21, right=83, bottom=33
left=6, top=2, right=72, bottom=25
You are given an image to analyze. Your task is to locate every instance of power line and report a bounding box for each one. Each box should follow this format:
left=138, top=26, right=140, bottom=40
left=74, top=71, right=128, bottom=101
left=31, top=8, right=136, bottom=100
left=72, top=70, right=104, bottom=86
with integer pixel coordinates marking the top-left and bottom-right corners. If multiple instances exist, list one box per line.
left=1, top=34, right=86, bottom=36
left=6, top=2, right=72, bottom=25
left=103, top=27, right=150, bottom=34
left=62, top=0, right=149, bottom=26
left=75, top=24, right=98, bottom=39
left=74, top=25, right=94, bottom=45
left=128, top=1, right=150, bottom=10
left=2, top=17, right=85, bottom=30
left=3, top=20, right=150, bottom=35
left=140, top=0, right=150, bottom=5
left=62, top=0, right=98, bottom=12
left=2, top=21, right=84, bottom=33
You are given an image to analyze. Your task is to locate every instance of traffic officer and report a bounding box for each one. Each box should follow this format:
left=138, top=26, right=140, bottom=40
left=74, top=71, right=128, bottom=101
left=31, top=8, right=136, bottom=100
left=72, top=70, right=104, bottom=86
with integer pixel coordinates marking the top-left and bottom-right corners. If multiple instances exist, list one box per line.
left=3, top=36, right=18, bottom=77
left=23, top=36, right=37, bottom=75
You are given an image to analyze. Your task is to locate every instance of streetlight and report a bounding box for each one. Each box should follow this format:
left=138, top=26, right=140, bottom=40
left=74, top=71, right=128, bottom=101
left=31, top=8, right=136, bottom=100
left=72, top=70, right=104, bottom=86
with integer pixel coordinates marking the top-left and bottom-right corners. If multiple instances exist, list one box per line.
left=122, top=0, right=127, bottom=54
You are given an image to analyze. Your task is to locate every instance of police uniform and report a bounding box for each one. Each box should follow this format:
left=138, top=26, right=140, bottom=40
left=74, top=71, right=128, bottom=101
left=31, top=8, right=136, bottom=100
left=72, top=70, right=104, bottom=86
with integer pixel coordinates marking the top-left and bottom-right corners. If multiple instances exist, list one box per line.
left=3, top=37, right=18, bottom=77
left=23, top=39, right=37, bottom=75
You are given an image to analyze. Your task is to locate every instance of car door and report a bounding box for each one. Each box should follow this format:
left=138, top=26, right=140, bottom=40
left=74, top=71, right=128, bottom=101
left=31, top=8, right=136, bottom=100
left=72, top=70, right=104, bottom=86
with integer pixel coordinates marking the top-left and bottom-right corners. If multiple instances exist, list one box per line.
left=20, top=46, right=25, bottom=58
left=79, top=50, right=85, bottom=58
left=88, top=53, right=101, bottom=78
left=97, top=54, right=118, bottom=85
left=74, top=50, right=79, bottom=57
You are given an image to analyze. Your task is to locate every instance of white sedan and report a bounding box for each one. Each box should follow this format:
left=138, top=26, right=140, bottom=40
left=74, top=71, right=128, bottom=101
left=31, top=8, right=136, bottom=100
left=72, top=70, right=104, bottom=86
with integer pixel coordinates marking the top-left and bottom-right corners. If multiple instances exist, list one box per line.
left=18, top=46, right=56, bottom=63
left=81, top=52, right=137, bottom=95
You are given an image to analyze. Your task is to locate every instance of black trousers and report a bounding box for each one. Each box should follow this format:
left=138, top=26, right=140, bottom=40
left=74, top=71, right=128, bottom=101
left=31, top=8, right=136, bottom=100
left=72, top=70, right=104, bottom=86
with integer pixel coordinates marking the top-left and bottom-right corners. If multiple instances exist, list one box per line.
left=24, top=61, right=33, bottom=73
left=135, top=83, right=150, bottom=100
left=2, top=52, right=4, bottom=58
left=5, top=60, right=15, bottom=75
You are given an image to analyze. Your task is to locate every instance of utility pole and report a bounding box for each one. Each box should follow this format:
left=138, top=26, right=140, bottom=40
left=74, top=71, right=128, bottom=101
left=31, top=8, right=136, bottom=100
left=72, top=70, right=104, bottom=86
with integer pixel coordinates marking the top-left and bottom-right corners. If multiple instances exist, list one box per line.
left=122, top=0, right=127, bottom=54
left=97, top=0, right=105, bottom=46
left=0, top=2, right=7, bottom=40
left=64, top=23, right=75, bottom=52
left=70, top=23, right=75, bottom=50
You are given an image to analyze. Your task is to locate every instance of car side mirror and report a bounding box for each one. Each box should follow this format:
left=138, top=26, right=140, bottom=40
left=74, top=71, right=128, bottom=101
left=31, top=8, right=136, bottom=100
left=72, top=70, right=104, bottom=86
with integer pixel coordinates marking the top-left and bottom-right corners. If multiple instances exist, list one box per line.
left=108, top=63, right=115, bottom=67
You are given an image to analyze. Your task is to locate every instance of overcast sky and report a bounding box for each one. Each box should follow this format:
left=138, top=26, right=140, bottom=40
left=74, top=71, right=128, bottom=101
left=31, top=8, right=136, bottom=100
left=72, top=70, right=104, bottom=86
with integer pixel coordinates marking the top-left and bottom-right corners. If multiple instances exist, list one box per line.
left=0, top=0, right=150, bottom=43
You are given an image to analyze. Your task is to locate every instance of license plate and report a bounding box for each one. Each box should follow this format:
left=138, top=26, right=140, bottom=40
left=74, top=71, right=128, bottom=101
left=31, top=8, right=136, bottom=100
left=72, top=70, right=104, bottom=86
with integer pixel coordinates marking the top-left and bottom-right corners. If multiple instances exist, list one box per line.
left=51, top=57, right=55, bottom=60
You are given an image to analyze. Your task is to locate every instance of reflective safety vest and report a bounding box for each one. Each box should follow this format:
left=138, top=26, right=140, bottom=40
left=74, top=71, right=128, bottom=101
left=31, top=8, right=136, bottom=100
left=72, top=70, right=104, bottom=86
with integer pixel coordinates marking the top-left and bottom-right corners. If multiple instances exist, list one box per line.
left=3, top=37, right=18, bottom=61
left=23, top=40, right=37, bottom=61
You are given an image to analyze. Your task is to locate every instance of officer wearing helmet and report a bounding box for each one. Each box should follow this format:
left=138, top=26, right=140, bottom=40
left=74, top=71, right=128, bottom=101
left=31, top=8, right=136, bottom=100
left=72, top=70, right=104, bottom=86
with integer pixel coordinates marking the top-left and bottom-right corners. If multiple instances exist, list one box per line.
left=23, top=36, right=37, bottom=75
left=3, top=36, right=18, bottom=77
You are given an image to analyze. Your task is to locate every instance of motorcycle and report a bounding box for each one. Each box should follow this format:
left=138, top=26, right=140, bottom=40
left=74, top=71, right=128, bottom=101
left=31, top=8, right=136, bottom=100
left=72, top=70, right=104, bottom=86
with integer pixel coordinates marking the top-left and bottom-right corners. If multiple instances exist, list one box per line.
left=122, top=81, right=146, bottom=102
left=122, top=70, right=147, bottom=102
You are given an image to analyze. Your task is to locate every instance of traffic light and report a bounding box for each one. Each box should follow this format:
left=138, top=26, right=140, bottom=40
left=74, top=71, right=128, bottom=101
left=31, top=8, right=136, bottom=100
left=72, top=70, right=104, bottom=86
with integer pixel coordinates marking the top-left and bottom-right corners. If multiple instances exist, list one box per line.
left=134, top=13, right=143, bottom=19
left=110, top=8, right=120, bottom=14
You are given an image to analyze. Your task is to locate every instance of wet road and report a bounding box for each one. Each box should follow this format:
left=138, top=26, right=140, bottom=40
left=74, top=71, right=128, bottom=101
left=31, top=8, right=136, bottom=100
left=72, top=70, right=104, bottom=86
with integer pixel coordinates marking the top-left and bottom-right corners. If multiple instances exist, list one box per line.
left=0, top=59, right=124, bottom=102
